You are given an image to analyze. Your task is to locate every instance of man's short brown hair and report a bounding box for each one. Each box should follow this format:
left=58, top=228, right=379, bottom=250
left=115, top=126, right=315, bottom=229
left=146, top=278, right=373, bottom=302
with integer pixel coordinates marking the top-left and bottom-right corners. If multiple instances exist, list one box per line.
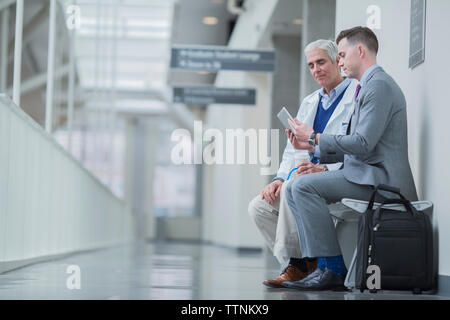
left=336, top=26, right=379, bottom=55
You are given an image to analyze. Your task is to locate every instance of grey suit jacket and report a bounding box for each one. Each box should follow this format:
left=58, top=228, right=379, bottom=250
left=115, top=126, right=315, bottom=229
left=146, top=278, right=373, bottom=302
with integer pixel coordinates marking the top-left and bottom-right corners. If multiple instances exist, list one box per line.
left=319, top=66, right=418, bottom=201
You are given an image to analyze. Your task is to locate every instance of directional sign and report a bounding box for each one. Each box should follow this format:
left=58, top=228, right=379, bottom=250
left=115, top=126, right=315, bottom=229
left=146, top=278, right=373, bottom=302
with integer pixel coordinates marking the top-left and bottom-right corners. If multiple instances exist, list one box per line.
left=173, top=87, right=256, bottom=105
left=170, top=45, right=275, bottom=72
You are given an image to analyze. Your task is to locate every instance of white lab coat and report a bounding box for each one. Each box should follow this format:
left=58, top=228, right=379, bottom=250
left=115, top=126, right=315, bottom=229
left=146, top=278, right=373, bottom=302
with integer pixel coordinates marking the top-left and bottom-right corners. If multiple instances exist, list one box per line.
left=276, top=79, right=359, bottom=180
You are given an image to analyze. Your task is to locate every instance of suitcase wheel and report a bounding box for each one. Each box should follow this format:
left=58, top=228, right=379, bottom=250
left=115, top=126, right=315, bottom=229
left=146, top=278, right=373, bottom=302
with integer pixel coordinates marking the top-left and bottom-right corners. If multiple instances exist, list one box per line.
left=369, top=289, right=378, bottom=294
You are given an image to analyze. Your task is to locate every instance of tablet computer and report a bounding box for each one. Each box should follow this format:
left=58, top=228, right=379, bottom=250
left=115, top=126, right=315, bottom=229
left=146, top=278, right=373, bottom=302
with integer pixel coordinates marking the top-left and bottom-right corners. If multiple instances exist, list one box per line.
left=277, top=107, right=295, bottom=130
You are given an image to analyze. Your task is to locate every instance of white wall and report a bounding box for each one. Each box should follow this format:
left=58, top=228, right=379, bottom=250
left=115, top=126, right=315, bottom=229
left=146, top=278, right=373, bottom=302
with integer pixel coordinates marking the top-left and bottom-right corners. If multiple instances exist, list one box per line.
left=202, top=0, right=279, bottom=248
left=336, top=0, right=450, bottom=277
left=0, top=95, right=135, bottom=273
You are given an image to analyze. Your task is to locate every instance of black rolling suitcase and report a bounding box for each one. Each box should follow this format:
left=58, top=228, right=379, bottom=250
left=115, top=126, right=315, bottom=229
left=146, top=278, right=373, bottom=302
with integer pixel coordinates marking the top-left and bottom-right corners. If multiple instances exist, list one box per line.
left=355, top=184, right=434, bottom=294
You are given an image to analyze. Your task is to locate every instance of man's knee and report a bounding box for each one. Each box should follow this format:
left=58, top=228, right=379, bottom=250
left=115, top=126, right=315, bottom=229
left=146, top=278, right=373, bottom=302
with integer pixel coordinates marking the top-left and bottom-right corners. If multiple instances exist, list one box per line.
left=248, top=196, right=266, bottom=223
left=285, top=179, right=295, bottom=200
left=291, top=174, right=316, bottom=194
left=249, top=194, right=278, bottom=224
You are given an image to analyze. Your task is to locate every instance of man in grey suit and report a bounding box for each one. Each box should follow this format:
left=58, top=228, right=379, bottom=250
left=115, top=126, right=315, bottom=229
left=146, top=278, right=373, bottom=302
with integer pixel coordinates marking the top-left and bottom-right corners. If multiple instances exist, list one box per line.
left=281, top=26, right=418, bottom=290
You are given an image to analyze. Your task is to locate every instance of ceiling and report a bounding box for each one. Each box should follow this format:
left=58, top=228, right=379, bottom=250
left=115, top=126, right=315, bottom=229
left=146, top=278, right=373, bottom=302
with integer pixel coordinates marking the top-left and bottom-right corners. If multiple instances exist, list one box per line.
left=72, top=0, right=236, bottom=113
left=2, top=0, right=303, bottom=125
left=168, top=0, right=235, bottom=88
left=69, top=0, right=176, bottom=114
left=269, top=0, right=302, bottom=37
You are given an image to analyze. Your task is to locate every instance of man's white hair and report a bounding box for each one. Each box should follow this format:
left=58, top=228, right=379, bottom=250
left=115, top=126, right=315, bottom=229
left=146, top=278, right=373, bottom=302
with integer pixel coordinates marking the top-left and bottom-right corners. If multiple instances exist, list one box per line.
left=304, top=39, right=339, bottom=63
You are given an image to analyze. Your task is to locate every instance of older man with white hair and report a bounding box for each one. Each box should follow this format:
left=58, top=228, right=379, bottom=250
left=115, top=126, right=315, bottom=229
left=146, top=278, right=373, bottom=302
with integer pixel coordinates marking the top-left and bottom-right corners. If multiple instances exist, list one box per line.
left=248, top=39, right=358, bottom=288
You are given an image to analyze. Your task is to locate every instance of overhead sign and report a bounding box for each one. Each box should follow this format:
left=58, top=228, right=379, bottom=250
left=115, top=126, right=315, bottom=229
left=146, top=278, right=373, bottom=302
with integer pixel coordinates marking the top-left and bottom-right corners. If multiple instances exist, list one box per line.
left=173, top=87, right=256, bottom=105
left=170, top=45, right=275, bottom=72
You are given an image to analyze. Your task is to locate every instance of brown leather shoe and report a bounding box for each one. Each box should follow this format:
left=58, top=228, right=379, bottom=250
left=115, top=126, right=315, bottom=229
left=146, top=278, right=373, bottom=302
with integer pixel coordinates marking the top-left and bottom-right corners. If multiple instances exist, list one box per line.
left=263, top=260, right=318, bottom=288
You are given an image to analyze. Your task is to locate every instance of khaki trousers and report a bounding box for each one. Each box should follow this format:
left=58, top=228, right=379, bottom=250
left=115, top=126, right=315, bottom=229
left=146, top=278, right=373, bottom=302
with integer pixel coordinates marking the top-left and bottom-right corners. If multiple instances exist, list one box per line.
left=248, top=182, right=301, bottom=265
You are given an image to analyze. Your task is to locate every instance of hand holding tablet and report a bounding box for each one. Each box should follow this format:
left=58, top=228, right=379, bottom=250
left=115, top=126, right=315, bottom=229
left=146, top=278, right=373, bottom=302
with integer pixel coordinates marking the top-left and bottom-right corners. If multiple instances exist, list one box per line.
left=277, top=107, right=295, bottom=131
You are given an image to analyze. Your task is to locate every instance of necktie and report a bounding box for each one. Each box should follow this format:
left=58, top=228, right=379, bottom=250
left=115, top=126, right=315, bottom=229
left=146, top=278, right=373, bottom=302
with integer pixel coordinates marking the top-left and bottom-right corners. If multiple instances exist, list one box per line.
left=354, top=84, right=361, bottom=102
left=348, top=84, right=361, bottom=135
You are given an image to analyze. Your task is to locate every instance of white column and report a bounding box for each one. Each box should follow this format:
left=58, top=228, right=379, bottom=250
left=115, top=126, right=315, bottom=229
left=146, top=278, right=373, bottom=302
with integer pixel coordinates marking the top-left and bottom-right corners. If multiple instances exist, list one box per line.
left=67, top=29, right=75, bottom=152
left=0, top=7, right=9, bottom=93
left=12, top=0, right=24, bottom=105
left=299, top=0, right=336, bottom=100
left=93, top=0, right=101, bottom=174
left=108, top=0, right=118, bottom=188
left=123, top=118, right=139, bottom=238
left=45, top=0, right=57, bottom=133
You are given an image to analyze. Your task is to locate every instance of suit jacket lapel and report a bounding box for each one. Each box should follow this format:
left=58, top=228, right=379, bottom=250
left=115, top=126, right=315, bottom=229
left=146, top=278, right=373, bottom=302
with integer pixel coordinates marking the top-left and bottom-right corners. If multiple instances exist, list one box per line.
left=348, top=67, right=384, bottom=134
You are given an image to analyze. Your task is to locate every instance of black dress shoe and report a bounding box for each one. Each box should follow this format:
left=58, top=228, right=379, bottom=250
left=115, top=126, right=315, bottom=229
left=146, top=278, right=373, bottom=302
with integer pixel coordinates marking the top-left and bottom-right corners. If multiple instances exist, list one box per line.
left=282, top=267, right=347, bottom=291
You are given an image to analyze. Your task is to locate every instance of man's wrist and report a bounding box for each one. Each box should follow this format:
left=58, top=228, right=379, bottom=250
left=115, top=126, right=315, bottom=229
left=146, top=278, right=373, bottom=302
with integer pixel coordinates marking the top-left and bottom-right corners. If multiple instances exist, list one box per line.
left=308, top=131, right=317, bottom=146
left=315, top=133, right=320, bottom=145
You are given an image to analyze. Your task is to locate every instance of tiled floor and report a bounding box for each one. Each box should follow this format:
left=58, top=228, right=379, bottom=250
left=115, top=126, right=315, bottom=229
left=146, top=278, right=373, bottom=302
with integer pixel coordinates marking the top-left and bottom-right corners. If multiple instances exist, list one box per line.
left=0, top=241, right=447, bottom=300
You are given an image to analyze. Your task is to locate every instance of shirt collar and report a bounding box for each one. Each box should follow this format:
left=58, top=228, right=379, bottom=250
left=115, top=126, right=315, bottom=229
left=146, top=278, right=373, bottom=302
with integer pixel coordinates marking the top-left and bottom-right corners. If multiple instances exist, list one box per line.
left=319, top=77, right=351, bottom=99
left=360, top=64, right=381, bottom=87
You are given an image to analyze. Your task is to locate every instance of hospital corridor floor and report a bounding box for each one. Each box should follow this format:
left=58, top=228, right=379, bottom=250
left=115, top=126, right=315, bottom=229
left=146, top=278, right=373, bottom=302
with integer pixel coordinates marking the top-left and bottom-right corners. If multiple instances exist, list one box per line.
left=0, top=241, right=447, bottom=300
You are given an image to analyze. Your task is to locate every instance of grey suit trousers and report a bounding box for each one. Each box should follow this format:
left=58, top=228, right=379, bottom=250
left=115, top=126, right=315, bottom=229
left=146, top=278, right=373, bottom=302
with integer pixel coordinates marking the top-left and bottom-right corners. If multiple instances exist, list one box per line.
left=285, top=169, right=384, bottom=258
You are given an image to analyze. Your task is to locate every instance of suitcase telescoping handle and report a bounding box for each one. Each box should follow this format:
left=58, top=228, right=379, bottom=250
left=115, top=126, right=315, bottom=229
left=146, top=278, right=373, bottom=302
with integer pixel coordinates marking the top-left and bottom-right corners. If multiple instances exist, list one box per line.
left=367, top=184, right=408, bottom=212
left=373, top=198, right=418, bottom=220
